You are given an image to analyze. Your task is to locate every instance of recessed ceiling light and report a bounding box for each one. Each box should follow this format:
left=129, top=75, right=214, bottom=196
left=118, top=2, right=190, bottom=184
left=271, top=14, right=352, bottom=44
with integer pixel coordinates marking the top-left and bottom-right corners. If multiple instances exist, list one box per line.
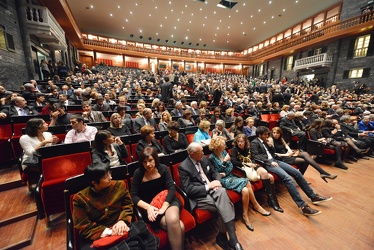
left=296, top=0, right=298, bottom=2
left=160, top=24, right=163, bottom=27
left=199, top=38, right=202, bottom=41
left=169, top=1, right=171, bottom=4
left=215, top=34, right=217, bottom=36
left=189, top=21, right=192, bottom=23
left=171, top=9, right=173, bottom=12
left=205, top=16, right=207, bottom=19
left=243, top=3, right=246, bottom=6
left=272, top=16, right=274, bottom=18
left=171, top=35, right=174, bottom=37
left=185, top=36, right=188, bottom=39
left=156, top=33, right=158, bottom=35
left=200, top=8, right=202, bottom=11
left=122, top=27, right=124, bottom=29
left=130, top=11, right=132, bottom=14
left=269, top=1, right=272, bottom=4
left=263, top=21, right=266, bottom=24
left=217, top=27, right=219, bottom=29
left=185, top=4, right=187, bottom=7
left=229, top=15, right=231, bottom=18
left=149, top=14, right=151, bottom=17
left=174, top=26, right=176, bottom=29
left=135, top=3, right=138, bottom=6
left=251, top=15, right=253, bottom=18
left=240, top=21, right=243, bottom=24
left=125, top=19, right=128, bottom=22
left=283, top=9, right=286, bottom=11
left=258, top=9, right=261, bottom=12
left=253, top=27, right=256, bottom=30
left=227, top=41, right=229, bottom=43
left=177, top=18, right=180, bottom=21
left=110, top=13, right=113, bottom=16
left=118, top=6, right=120, bottom=8
left=214, top=11, right=216, bottom=14
left=213, top=40, right=215, bottom=42
left=165, top=16, right=167, bottom=19
left=155, top=6, right=157, bottom=9
left=139, top=30, right=142, bottom=33
left=203, top=24, right=205, bottom=26
left=227, top=33, right=229, bottom=36
left=191, top=13, right=194, bottom=16
left=182, top=11, right=184, bottom=14
left=236, top=10, right=238, bottom=12
left=228, top=26, right=230, bottom=28
left=219, top=20, right=222, bottom=22
left=90, top=5, right=93, bottom=8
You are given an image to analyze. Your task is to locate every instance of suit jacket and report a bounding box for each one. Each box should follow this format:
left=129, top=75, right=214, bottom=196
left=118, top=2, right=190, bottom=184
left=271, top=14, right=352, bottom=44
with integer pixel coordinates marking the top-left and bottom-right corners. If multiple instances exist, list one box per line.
left=92, top=103, right=111, bottom=112
left=170, top=108, right=183, bottom=117
left=340, top=122, right=360, bottom=138
left=133, top=117, right=158, bottom=134
left=279, top=117, right=299, bottom=132
left=2, top=105, right=39, bottom=117
left=91, top=143, right=129, bottom=165
left=249, top=137, right=277, bottom=166
left=188, top=108, right=200, bottom=116
left=178, top=156, right=221, bottom=210
left=160, top=81, right=172, bottom=103
left=84, top=111, right=107, bottom=123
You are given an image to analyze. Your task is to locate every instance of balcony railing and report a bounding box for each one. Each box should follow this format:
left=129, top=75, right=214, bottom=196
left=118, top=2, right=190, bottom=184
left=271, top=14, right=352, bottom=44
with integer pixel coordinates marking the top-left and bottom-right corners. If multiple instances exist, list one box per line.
left=293, top=53, right=333, bottom=71
left=26, top=4, right=67, bottom=50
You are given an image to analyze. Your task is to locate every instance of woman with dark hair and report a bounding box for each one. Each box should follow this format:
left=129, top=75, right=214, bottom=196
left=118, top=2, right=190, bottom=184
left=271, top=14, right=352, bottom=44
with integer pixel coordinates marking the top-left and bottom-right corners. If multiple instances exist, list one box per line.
left=131, top=147, right=184, bottom=250
left=309, top=119, right=348, bottom=170
left=229, top=116, right=244, bottom=137
left=178, top=110, right=195, bottom=128
left=91, top=130, right=129, bottom=166
left=20, top=118, right=58, bottom=170
left=195, top=108, right=208, bottom=126
left=107, top=113, right=131, bottom=136
left=209, top=136, right=270, bottom=232
left=231, top=134, right=283, bottom=213
left=154, top=101, right=166, bottom=118
left=164, top=121, right=188, bottom=154
left=136, top=125, right=166, bottom=156
left=73, top=162, right=133, bottom=250
left=269, top=127, right=337, bottom=183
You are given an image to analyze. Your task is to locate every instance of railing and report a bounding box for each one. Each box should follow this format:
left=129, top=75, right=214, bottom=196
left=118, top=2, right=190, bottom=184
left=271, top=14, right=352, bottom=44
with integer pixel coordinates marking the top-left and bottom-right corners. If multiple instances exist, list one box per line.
left=293, top=53, right=333, bottom=71
left=25, top=4, right=67, bottom=49
left=81, top=12, right=373, bottom=62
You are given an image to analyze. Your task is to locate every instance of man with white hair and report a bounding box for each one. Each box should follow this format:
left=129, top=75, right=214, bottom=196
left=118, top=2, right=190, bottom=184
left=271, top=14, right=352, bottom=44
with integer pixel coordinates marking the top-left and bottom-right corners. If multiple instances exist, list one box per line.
left=178, top=143, right=243, bottom=250
left=170, top=102, right=184, bottom=117
left=188, top=101, right=200, bottom=115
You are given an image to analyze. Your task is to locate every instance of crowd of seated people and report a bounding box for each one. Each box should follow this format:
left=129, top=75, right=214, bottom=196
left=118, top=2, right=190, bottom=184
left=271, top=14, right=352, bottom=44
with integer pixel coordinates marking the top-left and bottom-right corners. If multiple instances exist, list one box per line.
left=4, top=64, right=374, bottom=249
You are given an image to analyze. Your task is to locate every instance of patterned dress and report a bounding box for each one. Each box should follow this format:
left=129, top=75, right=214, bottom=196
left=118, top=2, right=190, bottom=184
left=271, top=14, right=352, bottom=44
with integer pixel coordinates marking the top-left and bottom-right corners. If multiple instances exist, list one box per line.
left=209, top=151, right=248, bottom=193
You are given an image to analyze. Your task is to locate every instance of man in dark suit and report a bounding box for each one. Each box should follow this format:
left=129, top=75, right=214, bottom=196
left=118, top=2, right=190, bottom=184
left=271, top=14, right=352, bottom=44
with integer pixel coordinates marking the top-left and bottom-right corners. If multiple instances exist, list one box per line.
left=59, top=94, right=75, bottom=106
left=188, top=101, right=200, bottom=116
left=279, top=112, right=307, bottom=150
left=0, top=96, right=39, bottom=118
left=170, top=102, right=184, bottom=117
left=81, top=101, right=107, bottom=123
left=178, top=142, right=243, bottom=250
left=250, top=126, right=332, bottom=216
left=132, top=108, right=158, bottom=134
left=160, top=76, right=172, bottom=103
left=92, top=95, right=111, bottom=112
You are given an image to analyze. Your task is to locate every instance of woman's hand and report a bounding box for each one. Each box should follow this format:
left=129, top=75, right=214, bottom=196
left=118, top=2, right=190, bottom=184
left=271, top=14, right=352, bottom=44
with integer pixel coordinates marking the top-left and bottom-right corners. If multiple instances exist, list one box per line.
left=220, top=172, right=226, bottom=177
left=51, top=135, right=59, bottom=144
left=147, top=205, right=159, bottom=222
left=111, top=220, right=129, bottom=236
left=223, top=154, right=231, bottom=162
left=115, top=137, right=123, bottom=145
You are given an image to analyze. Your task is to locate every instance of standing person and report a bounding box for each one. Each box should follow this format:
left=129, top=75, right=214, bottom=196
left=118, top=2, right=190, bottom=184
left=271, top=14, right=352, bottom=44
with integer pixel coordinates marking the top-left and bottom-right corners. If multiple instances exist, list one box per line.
left=91, top=130, right=128, bottom=166
left=178, top=143, right=243, bottom=250
left=211, top=83, right=222, bottom=106
left=131, top=147, right=184, bottom=250
left=209, top=136, right=270, bottom=232
left=231, top=134, right=283, bottom=213
left=73, top=162, right=133, bottom=250
left=269, top=127, right=337, bottom=183
left=40, top=59, right=50, bottom=80
left=160, top=76, right=173, bottom=103
left=250, top=126, right=332, bottom=216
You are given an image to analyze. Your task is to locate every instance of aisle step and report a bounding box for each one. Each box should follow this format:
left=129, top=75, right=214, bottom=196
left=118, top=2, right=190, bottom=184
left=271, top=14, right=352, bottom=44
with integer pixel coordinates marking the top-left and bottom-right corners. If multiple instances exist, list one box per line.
left=0, top=216, right=37, bottom=250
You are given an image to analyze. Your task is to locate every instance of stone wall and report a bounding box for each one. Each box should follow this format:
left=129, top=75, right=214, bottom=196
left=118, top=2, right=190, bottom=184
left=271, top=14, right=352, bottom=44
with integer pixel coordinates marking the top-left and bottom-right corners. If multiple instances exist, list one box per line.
left=0, top=1, right=29, bottom=90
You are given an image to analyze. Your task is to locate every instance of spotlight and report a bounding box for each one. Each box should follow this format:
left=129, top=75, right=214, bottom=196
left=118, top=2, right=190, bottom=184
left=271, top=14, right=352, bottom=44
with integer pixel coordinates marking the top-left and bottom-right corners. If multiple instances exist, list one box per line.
left=181, top=42, right=185, bottom=45
left=165, top=40, right=169, bottom=43
left=157, top=38, right=161, bottom=42
left=203, top=44, right=206, bottom=47
left=193, top=0, right=206, bottom=2
left=217, top=0, right=238, bottom=9
left=173, top=41, right=177, bottom=44
left=130, top=34, right=134, bottom=38
left=148, top=37, right=152, bottom=40
left=188, top=42, right=192, bottom=45
left=139, top=36, right=143, bottom=39
left=196, top=43, right=199, bottom=46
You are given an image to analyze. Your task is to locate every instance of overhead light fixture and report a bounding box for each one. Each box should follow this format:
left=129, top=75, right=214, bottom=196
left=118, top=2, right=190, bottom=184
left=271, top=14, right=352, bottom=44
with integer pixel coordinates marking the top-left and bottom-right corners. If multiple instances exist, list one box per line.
left=217, top=0, right=238, bottom=9
left=193, top=0, right=206, bottom=2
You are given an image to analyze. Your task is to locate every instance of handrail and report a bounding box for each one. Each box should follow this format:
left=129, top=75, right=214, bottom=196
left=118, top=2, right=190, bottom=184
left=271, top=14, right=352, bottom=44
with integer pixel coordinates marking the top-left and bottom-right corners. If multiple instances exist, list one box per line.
left=81, top=12, right=373, bottom=62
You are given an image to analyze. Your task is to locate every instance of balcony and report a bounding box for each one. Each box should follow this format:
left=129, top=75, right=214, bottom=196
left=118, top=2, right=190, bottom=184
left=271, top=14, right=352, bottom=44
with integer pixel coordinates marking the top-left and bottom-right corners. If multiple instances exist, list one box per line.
left=293, top=53, right=333, bottom=71
left=26, top=4, right=67, bottom=50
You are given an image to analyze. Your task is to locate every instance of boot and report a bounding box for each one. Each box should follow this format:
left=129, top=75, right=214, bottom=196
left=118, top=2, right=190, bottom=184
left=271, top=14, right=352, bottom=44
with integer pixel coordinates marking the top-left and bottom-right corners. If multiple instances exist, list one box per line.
left=262, top=179, right=284, bottom=213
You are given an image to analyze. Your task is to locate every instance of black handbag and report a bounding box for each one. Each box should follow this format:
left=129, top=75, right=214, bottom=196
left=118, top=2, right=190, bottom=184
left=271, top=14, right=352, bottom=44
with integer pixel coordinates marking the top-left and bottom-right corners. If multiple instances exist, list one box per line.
left=23, top=153, right=40, bottom=167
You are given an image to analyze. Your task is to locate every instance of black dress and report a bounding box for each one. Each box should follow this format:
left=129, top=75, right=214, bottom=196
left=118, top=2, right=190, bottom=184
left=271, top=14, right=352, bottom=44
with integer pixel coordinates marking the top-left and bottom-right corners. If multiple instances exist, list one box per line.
left=107, top=126, right=131, bottom=136
left=272, top=138, right=296, bottom=164
left=164, top=133, right=188, bottom=154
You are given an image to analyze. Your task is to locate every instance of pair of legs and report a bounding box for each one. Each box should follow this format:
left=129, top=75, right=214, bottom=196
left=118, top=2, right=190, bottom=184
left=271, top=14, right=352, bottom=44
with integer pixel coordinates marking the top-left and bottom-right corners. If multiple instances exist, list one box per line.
left=293, top=151, right=332, bottom=176
left=159, top=206, right=185, bottom=250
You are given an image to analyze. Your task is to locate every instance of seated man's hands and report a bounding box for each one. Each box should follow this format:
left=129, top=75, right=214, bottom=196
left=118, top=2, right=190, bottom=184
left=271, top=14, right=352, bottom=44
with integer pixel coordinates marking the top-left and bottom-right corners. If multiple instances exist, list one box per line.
left=208, top=180, right=222, bottom=191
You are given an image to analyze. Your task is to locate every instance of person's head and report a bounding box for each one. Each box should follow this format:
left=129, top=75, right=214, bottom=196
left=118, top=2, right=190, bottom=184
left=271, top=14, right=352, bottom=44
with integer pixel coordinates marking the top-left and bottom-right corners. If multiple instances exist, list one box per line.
left=281, top=105, right=290, bottom=111
left=36, top=93, right=45, bottom=103
left=214, top=107, right=221, bottom=117
left=209, top=136, right=226, bottom=153
left=110, top=113, right=122, bottom=128
left=340, top=115, right=351, bottom=124
left=309, top=119, right=324, bottom=130
left=187, top=142, right=204, bottom=161
left=155, top=101, right=165, bottom=112
left=175, top=102, right=183, bottom=110
left=118, top=96, right=127, bottom=106
left=286, top=112, right=295, bottom=120
left=199, top=120, right=210, bottom=132
left=199, top=101, right=207, bottom=109
left=233, top=133, right=249, bottom=150
left=25, top=118, right=48, bottom=137
left=199, top=108, right=206, bottom=118
left=116, top=105, right=127, bottom=116
left=225, top=108, right=234, bottom=117
left=52, top=103, right=66, bottom=116
left=138, top=147, right=160, bottom=173
left=322, top=119, right=333, bottom=128
left=362, top=116, right=370, bottom=125
left=82, top=101, right=92, bottom=113
left=234, top=116, right=244, bottom=127
left=167, top=121, right=180, bottom=137
left=191, top=101, right=198, bottom=109
left=246, top=117, right=255, bottom=127
left=94, top=130, right=114, bottom=152
left=70, top=115, right=85, bottom=131
left=143, top=108, right=153, bottom=120
left=182, top=109, right=192, bottom=119
left=256, top=126, right=270, bottom=141
left=215, top=120, right=225, bottom=131
left=271, top=127, right=283, bottom=140
left=59, top=94, right=68, bottom=102
left=294, top=111, right=303, bottom=120
left=96, top=95, right=104, bottom=105
left=84, top=162, right=111, bottom=189
left=12, top=96, right=27, bottom=108
left=137, top=103, right=146, bottom=114
left=161, top=110, right=172, bottom=123
left=140, top=125, right=155, bottom=141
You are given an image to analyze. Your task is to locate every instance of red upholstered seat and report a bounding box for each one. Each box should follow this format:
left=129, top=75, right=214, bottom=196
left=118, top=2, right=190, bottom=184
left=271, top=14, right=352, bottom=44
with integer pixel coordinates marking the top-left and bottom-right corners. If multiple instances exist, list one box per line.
left=186, top=134, right=194, bottom=144
left=131, top=144, right=138, bottom=161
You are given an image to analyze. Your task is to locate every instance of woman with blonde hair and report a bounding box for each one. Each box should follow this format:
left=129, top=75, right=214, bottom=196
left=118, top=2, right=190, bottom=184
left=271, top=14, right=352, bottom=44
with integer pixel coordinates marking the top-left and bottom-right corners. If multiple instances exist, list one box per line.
left=158, top=110, right=172, bottom=131
left=209, top=136, right=270, bottom=232
left=107, top=113, right=131, bottom=136
left=279, top=105, right=290, bottom=118
left=193, top=120, right=211, bottom=144
left=135, top=103, right=146, bottom=118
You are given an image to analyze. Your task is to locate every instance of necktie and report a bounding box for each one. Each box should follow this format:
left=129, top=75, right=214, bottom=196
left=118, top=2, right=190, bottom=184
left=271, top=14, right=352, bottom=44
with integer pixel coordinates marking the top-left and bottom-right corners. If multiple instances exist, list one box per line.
left=19, top=108, right=27, bottom=116
left=196, top=162, right=210, bottom=184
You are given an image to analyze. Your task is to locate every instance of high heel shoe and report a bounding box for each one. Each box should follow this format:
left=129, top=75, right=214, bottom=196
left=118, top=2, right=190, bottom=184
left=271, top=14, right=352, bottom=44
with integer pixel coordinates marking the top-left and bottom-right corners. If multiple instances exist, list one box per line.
left=253, top=207, right=271, bottom=216
left=241, top=216, right=254, bottom=231
left=320, top=174, right=338, bottom=183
